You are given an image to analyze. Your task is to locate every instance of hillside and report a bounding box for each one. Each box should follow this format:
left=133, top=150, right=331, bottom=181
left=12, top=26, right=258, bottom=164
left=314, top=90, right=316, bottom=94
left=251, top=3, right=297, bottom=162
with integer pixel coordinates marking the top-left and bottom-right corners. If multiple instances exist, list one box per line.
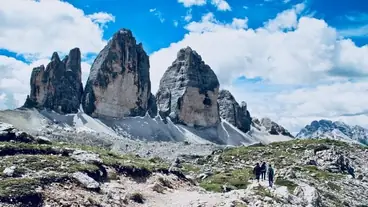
left=1, top=122, right=367, bottom=207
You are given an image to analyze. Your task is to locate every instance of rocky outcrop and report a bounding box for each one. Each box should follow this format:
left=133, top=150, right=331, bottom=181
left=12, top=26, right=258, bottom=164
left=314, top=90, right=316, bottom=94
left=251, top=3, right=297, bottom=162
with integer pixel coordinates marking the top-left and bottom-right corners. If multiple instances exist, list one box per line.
left=252, top=117, right=294, bottom=138
left=147, top=93, right=158, bottom=118
left=82, top=29, right=151, bottom=119
left=218, top=90, right=251, bottom=133
left=23, top=48, right=83, bottom=114
left=156, top=47, right=220, bottom=127
left=296, top=120, right=368, bottom=145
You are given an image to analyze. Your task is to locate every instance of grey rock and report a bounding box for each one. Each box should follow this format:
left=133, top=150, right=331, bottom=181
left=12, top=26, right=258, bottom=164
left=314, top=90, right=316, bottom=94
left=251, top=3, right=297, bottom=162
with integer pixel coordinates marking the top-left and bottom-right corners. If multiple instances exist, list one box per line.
left=72, top=172, right=100, bottom=189
left=156, top=47, right=220, bottom=127
left=296, top=119, right=368, bottom=145
left=218, top=90, right=252, bottom=133
left=3, top=166, right=16, bottom=177
left=70, top=150, right=102, bottom=164
left=82, top=29, right=151, bottom=119
left=35, top=136, right=52, bottom=144
left=252, top=117, right=294, bottom=138
left=147, top=93, right=158, bottom=118
left=23, top=48, right=83, bottom=114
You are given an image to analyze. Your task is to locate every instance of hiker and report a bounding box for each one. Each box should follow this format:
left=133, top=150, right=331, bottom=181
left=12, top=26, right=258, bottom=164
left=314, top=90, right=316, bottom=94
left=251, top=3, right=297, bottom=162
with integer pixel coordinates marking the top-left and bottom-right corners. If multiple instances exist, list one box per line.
left=268, top=164, right=275, bottom=187
left=260, top=162, right=267, bottom=180
left=253, top=163, right=261, bottom=182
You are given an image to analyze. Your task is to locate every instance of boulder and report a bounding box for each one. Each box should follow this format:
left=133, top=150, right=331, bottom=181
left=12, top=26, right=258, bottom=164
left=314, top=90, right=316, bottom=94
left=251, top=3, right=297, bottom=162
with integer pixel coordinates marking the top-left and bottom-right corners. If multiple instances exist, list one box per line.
left=82, top=29, right=151, bottom=119
left=72, top=172, right=100, bottom=190
left=218, top=90, right=252, bottom=133
left=23, top=48, right=83, bottom=114
left=156, top=47, right=220, bottom=127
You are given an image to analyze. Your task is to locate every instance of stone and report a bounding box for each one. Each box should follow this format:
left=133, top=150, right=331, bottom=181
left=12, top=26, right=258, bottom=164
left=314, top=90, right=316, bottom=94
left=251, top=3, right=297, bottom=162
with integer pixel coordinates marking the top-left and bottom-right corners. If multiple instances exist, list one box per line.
left=23, top=48, right=83, bottom=114
left=35, top=136, right=52, bottom=144
left=72, top=172, right=100, bottom=189
left=82, top=29, right=151, bottom=119
left=151, top=182, right=165, bottom=194
left=218, top=90, right=252, bottom=133
left=3, top=166, right=16, bottom=177
left=156, top=47, right=220, bottom=127
left=71, top=150, right=102, bottom=164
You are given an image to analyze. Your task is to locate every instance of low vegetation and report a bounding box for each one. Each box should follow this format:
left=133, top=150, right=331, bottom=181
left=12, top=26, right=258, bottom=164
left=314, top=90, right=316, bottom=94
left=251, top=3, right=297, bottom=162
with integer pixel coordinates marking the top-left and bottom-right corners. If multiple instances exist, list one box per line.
left=199, top=168, right=252, bottom=192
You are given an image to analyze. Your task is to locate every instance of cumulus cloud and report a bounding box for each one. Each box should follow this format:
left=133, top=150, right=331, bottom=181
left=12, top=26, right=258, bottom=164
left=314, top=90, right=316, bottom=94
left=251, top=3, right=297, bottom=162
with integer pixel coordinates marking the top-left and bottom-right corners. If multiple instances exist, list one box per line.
left=87, top=12, right=115, bottom=26
left=211, top=0, right=231, bottom=11
left=150, top=3, right=368, bottom=132
left=0, top=0, right=109, bottom=109
left=0, top=0, right=114, bottom=58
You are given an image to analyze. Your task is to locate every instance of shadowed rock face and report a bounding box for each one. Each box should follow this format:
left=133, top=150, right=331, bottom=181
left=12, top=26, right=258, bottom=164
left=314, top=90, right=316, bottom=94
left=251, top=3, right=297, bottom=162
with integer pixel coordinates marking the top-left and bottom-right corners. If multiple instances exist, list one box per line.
left=82, top=29, right=153, bottom=119
left=23, top=48, right=83, bottom=114
left=156, top=47, right=220, bottom=128
left=218, top=90, right=252, bottom=133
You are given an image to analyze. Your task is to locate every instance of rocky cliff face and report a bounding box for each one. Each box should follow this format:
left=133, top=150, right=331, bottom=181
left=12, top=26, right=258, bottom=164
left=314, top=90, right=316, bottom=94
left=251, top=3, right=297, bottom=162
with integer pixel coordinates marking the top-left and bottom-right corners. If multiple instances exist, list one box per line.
left=23, top=48, right=83, bottom=114
left=156, top=47, right=220, bottom=127
left=252, top=117, right=294, bottom=138
left=218, top=90, right=251, bottom=133
left=82, top=29, right=153, bottom=119
left=296, top=120, right=368, bottom=145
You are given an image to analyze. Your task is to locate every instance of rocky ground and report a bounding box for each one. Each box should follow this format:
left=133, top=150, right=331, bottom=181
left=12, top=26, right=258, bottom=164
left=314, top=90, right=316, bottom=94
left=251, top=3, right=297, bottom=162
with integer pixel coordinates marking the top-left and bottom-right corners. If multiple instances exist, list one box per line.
left=1, top=122, right=368, bottom=207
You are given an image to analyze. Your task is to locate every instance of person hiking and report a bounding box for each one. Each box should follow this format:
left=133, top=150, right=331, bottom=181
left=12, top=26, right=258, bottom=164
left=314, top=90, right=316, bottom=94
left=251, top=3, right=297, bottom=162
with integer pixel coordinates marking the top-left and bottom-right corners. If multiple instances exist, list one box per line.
left=260, top=162, right=267, bottom=180
left=253, top=163, right=261, bottom=182
left=268, top=164, right=275, bottom=187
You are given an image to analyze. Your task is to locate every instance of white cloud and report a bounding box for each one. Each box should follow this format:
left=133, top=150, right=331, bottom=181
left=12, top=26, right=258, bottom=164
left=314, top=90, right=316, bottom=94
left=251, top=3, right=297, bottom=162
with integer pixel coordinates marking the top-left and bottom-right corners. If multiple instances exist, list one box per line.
left=211, top=0, right=231, bottom=11
left=0, top=0, right=112, bottom=110
left=87, top=12, right=115, bottom=26
left=149, top=8, right=165, bottom=23
left=0, top=0, right=113, bottom=59
left=265, top=3, right=305, bottom=31
left=150, top=3, right=368, bottom=132
left=184, top=9, right=193, bottom=22
left=178, top=0, right=206, bottom=7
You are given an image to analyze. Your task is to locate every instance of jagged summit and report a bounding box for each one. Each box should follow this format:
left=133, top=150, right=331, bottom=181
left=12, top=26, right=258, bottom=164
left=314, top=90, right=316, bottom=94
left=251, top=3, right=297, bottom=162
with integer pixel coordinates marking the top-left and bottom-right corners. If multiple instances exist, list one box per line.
left=296, top=119, right=368, bottom=145
left=23, top=48, right=83, bottom=114
left=17, top=28, right=294, bottom=146
left=252, top=117, right=294, bottom=138
left=218, top=89, right=252, bottom=133
left=156, top=47, right=220, bottom=127
left=82, top=28, right=154, bottom=119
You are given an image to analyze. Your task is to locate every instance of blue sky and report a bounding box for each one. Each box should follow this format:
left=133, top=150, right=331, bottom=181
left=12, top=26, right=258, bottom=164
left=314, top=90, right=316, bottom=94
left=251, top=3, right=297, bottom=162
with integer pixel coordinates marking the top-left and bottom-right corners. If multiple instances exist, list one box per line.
left=1, top=0, right=368, bottom=133
left=62, top=0, right=368, bottom=53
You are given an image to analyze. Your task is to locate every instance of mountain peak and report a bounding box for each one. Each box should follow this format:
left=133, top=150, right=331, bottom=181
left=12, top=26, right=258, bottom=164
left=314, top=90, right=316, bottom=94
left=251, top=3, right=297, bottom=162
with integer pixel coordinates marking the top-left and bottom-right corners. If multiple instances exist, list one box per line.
left=296, top=119, right=368, bottom=145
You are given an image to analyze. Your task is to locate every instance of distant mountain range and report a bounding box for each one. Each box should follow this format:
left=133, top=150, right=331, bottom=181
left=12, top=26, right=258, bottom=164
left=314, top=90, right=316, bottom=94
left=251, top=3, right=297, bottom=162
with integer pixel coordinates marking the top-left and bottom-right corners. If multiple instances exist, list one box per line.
left=296, top=119, right=368, bottom=145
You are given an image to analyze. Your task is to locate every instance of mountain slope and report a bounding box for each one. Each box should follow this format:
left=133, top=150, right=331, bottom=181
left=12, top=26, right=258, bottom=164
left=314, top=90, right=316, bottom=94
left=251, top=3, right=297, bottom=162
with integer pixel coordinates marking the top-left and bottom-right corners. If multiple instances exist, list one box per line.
left=0, top=108, right=292, bottom=147
left=296, top=120, right=368, bottom=145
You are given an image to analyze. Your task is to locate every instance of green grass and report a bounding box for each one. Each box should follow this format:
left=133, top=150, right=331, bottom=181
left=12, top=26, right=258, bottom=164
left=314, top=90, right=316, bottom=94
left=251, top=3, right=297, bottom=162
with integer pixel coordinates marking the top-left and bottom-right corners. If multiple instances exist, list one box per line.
left=181, top=163, right=201, bottom=173
left=254, top=185, right=273, bottom=197
left=327, top=181, right=342, bottom=191
left=199, top=168, right=252, bottom=192
left=303, top=166, right=343, bottom=180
